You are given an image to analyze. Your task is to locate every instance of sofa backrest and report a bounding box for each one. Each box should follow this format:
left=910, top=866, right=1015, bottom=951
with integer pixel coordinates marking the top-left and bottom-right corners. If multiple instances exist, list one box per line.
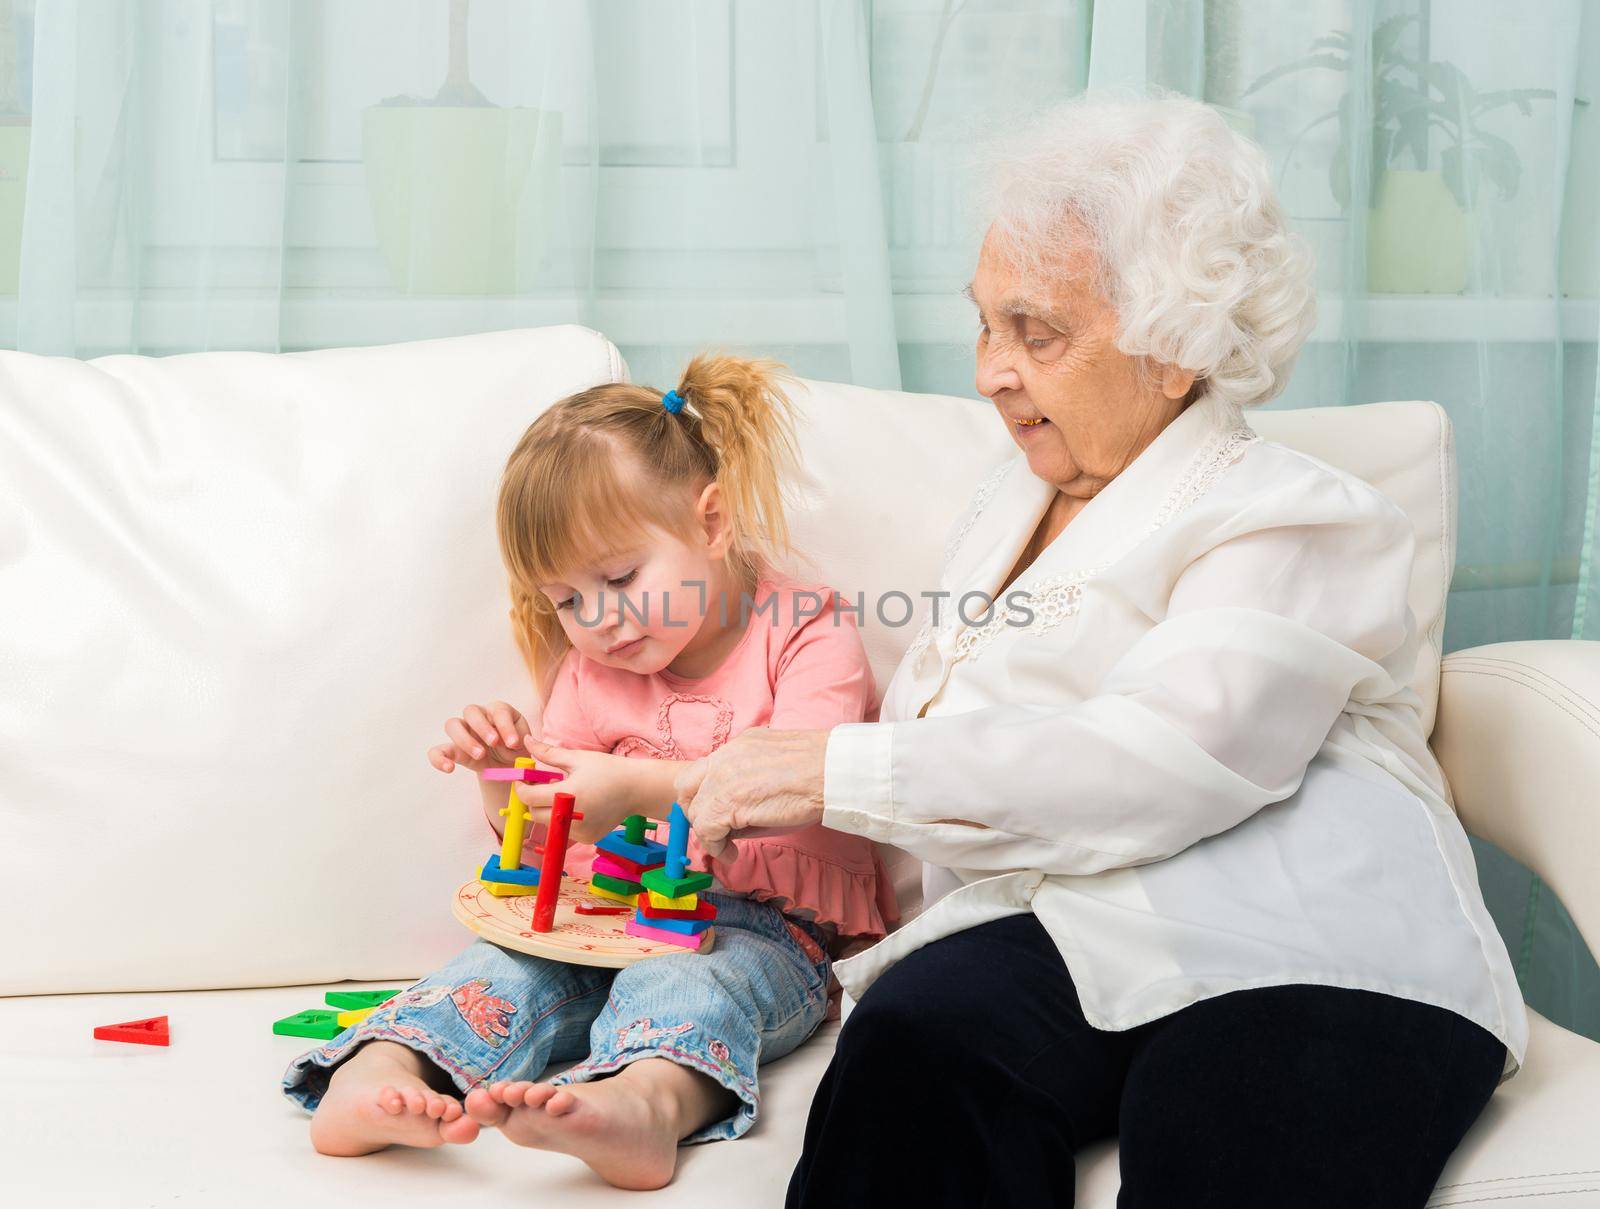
left=0, top=325, right=1455, bottom=995
left=782, top=381, right=1457, bottom=738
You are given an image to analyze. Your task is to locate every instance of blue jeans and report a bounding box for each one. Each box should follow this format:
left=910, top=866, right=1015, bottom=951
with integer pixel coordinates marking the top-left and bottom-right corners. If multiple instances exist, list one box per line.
left=282, top=892, right=832, bottom=1144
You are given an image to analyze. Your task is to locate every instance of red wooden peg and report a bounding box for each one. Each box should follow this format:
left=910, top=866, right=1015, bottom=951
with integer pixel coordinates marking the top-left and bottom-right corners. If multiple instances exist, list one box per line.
left=531, top=793, right=582, bottom=933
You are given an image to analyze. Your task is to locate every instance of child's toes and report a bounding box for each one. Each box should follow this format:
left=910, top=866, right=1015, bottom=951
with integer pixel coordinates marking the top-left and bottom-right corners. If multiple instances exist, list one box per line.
left=439, top=1113, right=481, bottom=1145
left=399, top=1087, right=426, bottom=1114
left=376, top=1085, right=405, bottom=1114
left=544, top=1088, right=578, bottom=1116
left=440, top=1098, right=464, bottom=1123
left=464, top=1087, right=509, bottom=1127
left=495, top=1080, right=534, bottom=1106
left=521, top=1083, right=559, bottom=1111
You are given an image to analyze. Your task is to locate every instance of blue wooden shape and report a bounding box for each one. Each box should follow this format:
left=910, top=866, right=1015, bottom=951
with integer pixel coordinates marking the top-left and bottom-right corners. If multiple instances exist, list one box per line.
left=630, top=910, right=713, bottom=936
left=481, top=854, right=541, bottom=886
left=596, top=831, right=668, bottom=866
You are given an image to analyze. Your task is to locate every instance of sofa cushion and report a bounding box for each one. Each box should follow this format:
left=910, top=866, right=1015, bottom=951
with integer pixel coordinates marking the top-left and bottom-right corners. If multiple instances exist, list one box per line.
left=2, top=986, right=1593, bottom=1206
left=0, top=326, right=624, bottom=996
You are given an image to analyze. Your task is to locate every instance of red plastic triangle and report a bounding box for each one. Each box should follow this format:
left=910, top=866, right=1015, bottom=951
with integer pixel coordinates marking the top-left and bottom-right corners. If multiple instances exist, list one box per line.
left=93, top=1015, right=170, bottom=1046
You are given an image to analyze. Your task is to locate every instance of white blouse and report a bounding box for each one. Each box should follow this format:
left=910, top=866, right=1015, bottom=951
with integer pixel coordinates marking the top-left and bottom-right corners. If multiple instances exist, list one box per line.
left=822, top=391, right=1528, bottom=1084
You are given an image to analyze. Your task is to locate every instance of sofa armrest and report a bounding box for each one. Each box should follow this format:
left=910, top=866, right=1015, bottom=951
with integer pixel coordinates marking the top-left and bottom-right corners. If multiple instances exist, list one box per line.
left=1432, top=640, right=1600, bottom=957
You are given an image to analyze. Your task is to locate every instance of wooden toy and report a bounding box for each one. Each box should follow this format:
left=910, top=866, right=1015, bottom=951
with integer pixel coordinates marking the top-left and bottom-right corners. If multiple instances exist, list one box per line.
left=324, top=989, right=401, bottom=1010
left=479, top=757, right=545, bottom=895
left=646, top=888, right=702, bottom=911
left=625, top=917, right=715, bottom=951
left=335, top=1007, right=376, bottom=1027
left=639, top=803, right=713, bottom=900
left=530, top=792, right=583, bottom=933
left=453, top=877, right=714, bottom=966
left=272, top=1010, right=344, bottom=1040
left=453, top=801, right=718, bottom=964
left=481, top=766, right=566, bottom=784
left=633, top=912, right=714, bottom=936
left=636, top=897, right=717, bottom=922
left=596, top=814, right=669, bottom=866
left=590, top=871, right=646, bottom=897
left=591, top=853, right=647, bottom=881
left=93, top=1016, right=169, bottom=1047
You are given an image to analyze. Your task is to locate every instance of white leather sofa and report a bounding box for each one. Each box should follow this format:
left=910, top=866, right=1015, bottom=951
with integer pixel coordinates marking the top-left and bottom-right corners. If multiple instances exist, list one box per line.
left=2, top=326, right=1597, bottom=1207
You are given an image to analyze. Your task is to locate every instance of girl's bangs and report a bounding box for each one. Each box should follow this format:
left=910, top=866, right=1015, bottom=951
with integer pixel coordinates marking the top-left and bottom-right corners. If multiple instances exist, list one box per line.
left=506, top=444, right=695, bottom=591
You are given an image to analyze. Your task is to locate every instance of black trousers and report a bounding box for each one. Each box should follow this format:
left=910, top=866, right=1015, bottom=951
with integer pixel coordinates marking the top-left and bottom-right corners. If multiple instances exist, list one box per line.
left=787, top=913, right=1506, bottom=1209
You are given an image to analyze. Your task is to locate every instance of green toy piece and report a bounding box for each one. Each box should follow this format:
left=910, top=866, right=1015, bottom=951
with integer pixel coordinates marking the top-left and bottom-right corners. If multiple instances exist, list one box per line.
left=324, top=989, right=401, bottom=1010
left=621, top=814, right=655, bottom=845
left=641, top=866, right=714, bottom=899
left=590, top=871, right=646, bottom=897
left=272, top=1009, right=345, bottom=1040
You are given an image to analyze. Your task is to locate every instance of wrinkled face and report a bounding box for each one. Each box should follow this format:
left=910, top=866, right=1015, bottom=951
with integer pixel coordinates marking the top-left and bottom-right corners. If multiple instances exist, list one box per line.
left=968, top=225, right=1195, bottom=498
left=538, top=485, right=727, bottom=673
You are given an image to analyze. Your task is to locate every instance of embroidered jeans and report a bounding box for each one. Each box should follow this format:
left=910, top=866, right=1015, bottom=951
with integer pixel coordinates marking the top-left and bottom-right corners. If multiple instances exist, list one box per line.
left=282, top=892, right=832, bottom=1143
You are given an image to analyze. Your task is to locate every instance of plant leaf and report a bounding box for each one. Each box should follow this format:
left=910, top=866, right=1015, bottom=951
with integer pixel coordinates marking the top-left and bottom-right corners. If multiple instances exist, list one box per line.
left=1372, top=14, right=1417, bottom=64
left=1473, top=87, right=1556, bottom=118
left=1471, top=129, right=1523, bottom=199
left=1244, top=51, right=1349, bottom=97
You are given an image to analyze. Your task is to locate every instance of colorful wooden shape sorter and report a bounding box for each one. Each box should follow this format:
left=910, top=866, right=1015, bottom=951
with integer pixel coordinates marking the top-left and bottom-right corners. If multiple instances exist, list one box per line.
left=452, top=802, right=718, bottom=966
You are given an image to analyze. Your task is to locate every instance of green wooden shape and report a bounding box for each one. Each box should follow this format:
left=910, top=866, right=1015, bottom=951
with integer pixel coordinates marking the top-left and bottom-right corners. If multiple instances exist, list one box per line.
left=589, top=871, right=645, bottom=896
left=273, top=1009, right=345, bottom=1040
left=621, top=814, right=653, bottom=845
left=324, top=989, right=401, bottom=1010
left=641, top=866, right=713, bottom=899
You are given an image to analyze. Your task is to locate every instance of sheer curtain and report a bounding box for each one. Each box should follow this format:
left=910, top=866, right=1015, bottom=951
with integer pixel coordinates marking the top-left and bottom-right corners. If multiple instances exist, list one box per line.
left=4, top=0, right=1596, bottom=1033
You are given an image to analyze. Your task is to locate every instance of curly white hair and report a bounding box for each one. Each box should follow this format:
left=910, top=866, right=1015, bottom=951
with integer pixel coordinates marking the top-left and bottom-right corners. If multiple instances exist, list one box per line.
left=973, top=93, right=1317, bottom=413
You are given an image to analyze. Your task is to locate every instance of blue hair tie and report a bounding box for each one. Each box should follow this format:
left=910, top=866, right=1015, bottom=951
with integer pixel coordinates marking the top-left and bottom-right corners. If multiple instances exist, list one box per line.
left=661, top=389, right=686, bottom=415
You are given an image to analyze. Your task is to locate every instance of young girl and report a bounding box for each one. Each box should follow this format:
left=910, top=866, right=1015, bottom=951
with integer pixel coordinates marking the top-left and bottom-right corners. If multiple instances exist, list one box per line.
left=282, top=354, right=898, bottom=1190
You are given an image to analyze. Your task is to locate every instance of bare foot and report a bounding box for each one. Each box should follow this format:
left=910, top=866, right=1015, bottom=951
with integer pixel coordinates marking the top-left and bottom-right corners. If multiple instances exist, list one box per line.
left=309, top=1041, right=480, bottom=1156
left=464, top=1062, right=718, bottom=1190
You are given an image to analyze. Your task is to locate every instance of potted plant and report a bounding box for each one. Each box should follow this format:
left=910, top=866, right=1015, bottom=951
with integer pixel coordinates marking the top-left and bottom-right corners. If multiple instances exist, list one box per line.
left=1246, top=15, right=1552, bottom=294
left=361, top=0, right=562, bottom=295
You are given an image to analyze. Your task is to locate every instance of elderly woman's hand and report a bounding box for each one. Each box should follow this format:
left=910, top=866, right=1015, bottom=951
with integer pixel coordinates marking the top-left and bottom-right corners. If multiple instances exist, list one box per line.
left=673, top=728, right=830, bottom=860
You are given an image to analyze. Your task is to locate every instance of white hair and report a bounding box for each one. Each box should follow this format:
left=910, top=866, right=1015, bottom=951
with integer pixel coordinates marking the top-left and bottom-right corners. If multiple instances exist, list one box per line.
left=973, top=93, right=1317, bottom=414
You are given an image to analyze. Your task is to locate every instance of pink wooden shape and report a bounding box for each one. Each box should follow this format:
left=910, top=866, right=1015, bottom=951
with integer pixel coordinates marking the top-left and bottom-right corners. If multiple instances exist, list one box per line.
left=624, top=917, right=713, bottom=951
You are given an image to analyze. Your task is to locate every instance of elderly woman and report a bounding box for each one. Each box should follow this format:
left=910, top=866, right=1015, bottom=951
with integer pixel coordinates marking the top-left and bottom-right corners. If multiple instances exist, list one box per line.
left=675, top=96, right=1527, bottom=1208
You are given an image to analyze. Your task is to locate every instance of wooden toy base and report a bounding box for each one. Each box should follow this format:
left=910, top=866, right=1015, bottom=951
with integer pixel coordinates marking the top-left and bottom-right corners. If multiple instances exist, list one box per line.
left=453, top=878, right=715, bottom=968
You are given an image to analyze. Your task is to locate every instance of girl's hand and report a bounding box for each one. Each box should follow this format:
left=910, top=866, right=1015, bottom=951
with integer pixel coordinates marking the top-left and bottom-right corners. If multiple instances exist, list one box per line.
left=428, top=701, right=533, bottom=774
left=673, top=728, right=829, bottom=860
left=508, top=739, right=652, bottom=845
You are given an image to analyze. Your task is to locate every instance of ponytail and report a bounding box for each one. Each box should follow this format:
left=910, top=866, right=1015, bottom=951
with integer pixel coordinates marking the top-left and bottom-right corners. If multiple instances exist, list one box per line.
left=669, top=353, right=800, bottom=589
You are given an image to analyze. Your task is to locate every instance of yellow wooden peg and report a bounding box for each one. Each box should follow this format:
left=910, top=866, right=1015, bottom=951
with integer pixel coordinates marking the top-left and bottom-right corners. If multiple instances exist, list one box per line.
left=335, top=1007, right=375, bottom=1027
left=498, top=756, right=539, bottom=872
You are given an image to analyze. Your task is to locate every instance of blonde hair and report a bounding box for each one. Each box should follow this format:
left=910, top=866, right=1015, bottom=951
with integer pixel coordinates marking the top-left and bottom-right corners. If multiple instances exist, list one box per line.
left=498, top=353, right=800, bottom=694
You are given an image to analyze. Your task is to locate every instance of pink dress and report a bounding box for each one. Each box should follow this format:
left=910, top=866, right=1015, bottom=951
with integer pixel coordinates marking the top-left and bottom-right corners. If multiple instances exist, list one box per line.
left=532, top=576, right=899, bottom=940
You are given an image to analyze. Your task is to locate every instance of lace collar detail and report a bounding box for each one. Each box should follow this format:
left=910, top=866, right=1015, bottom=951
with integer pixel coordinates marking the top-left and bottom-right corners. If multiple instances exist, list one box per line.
left=906, top=399, right=1259, bottom=668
